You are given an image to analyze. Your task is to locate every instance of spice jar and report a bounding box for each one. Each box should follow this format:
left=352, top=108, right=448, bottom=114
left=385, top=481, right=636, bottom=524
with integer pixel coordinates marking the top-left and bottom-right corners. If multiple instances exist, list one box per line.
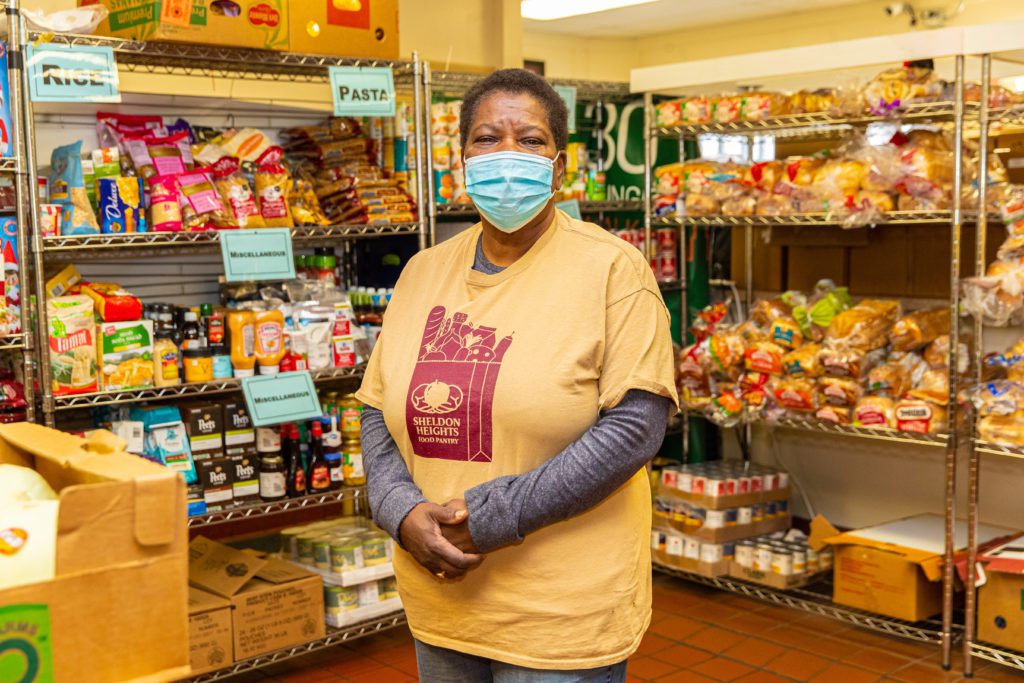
left=183, top=347, right=214, bottom=383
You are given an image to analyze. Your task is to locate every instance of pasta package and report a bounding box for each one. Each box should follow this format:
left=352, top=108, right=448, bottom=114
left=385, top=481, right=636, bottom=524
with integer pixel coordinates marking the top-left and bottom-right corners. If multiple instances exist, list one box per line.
left=49, top=141, right=100, bottom=236
left=149, top=175, right=182, bottom=232
left=817, top=376, right=863, bottom=407
left=854, top=396, right=896, bottom=429
left=98, top=177, right=146, bottom=234
left=290, top=173, right=332, bottom=227
left=211, top=156, right=264, bottom=229
left=889, top=308, right=950, bottom=352
left=98, top=320, right=154, bottom=391
left=178, top=169, right=228, bottom=231
left=145, top=132, right=189, bottom=177
left=255, top=147, right=294, bottom=228
left=47, top=295, right=98, bottom=396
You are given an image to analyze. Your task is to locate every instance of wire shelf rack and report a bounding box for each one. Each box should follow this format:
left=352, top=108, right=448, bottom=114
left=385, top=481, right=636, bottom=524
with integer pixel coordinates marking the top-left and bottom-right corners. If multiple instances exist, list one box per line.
left=40, top=223, right=421, bottom=256
left=653, top=211, right=958, bottom=228
left=434, top=200, right=642, bottom=219
left=28, top=33, right=416, bottom=82
left=653, top=561, right=950, bottom=644
left=974, top=440, right=1024, bottom=459
left=183, top=611, right=408, bottom=683
left=0, top=333, right=26, bottom=351
left=52, top=365, right=366, bottom=411
left=187, top=487, right=364, bottom=529
left=656, top=101, right=961, bottom=137
left=969, top=642, right=1024, bottom=672
left=774, top=417, right=949, bottom=447
left=0, top=158, right=17, bottom=172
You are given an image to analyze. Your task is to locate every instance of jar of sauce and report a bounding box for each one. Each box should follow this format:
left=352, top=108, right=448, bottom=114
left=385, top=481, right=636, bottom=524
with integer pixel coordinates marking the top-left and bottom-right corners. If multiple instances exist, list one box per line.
left=183, top=347, right=213, bottom=383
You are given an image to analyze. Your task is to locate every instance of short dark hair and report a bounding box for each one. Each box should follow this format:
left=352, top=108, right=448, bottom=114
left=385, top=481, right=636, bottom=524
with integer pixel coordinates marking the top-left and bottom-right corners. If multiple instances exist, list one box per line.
left=459, top=68, right=569, bottom=151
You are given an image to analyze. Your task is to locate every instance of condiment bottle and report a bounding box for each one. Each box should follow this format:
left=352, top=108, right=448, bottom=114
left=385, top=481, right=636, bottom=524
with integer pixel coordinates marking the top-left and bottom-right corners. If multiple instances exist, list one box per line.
left=180, top=311, right=202, bottom=351
left=206, top=308, right=225, bottom=346
left=227, top=310, right=256, bottom=377
left=153, top=335, right=180, bottom=387
left=254, top=309, right=286, bottom=375
left=307, top=420, right=331, bottom=492
left=183, top=347, right=214, bottom=383
left=322, top=416, right=343, bottom=490
left=258, top=429, right=286, bottom=502
left=339, top=394, right=362, bottom=441
left=342, top=439, right=366, bottom=486
left=285, top=423, right=306, bottom=497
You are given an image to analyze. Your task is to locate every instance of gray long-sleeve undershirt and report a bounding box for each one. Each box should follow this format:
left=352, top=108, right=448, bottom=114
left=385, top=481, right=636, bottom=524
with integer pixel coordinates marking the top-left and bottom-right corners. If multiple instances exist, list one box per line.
left=359, top=238, right=672, bottom=553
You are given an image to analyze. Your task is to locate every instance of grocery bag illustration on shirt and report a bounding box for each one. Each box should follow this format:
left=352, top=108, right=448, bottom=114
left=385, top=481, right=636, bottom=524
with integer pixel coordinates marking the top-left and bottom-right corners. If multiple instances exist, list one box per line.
left=406, top=305, right=512, bottom=462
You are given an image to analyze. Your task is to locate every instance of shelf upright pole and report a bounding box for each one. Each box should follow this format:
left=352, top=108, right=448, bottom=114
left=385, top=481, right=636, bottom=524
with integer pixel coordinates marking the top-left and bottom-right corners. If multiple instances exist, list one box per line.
left=680, top=129, right=690, bottom=464
left=411, top=52, right=428, bottom=252
left=422, top=61, right=437, bottom=248
left=17, top=14, right=53, bottom=427
left=941, top=52, right=966, bottom=671
left=643, top=92, right=653, bottom=275
left=595, top=97, right=605, bottom=225
left=963, top=52, right=991, bottom=679
left=6, top=0, right=34, bottom=423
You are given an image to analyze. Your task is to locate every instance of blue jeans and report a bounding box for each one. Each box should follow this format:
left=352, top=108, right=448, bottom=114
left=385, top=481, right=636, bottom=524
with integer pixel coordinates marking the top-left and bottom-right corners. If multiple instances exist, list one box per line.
left=414, top=640, right=628, bottom=683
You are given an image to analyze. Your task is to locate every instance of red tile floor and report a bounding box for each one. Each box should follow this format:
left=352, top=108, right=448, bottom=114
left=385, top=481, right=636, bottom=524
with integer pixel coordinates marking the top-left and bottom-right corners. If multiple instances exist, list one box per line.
left=237, top=574, right=1024, bottom=682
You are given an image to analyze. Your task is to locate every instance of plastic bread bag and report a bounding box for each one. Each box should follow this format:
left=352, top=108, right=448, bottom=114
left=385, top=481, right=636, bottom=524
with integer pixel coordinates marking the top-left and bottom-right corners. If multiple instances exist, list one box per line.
left=679, top=343, right=712, bottom=410
left=744, top=340, right=786, bottom=376
left=769, top=316, right=804, bottom=349
left=681, top=97, right=711, bottom=125
left=907, top=368, right=950, bottom=405
left=894, top=398, right=948, bottom=434
left=978, top=412, right=1024, bottom=446
left=255, top=147, right=294, bottom=228
left=744, top=161, right=785, bottom=192
left=750, top=296, right=793, bottom=328
left=712, top=95, right=741, bottom=124
left=705, top=330, right=745, bottom=379
left=961, top=262, right=1024, bottom=327
left=815, top=405, right=851, bottom=425
left=684, top=193, right=719, bottom=217
left=792, top=280, right=851, bottom=342
left=862, top=65, right=942, bottom=116
left=783, top=343, right=823, bottom=378
left=820, top=345, right=885, bottom=380
left=678, top=161, right=720, bottom=196
left=923, top=334, right=969, bottom=373
left=817, top=376, right=863, bottom=408
left=771, top=377, right=816, bottom=413
left=866, top=362, right=912, bottom=398
left=738, top=92, right=788, bottom=121
left=969, top=380, right=1024, bottom=419
left=49, top=141, right=100, bottom=236
left=147, top=175, right=182, bottom=233
left=854, top=395, right=896, bottom=429
left=756, top=193, right=796, bottom=216
left=825, top=298, right=901, bottom=351
left=889, top=308, right=950, bottom=352
left=220, top=128, right=275, bottom=164
left=721, top=193, right=757, bottom=217
left=708, top=384, right=745, bottom=428
left=211, top=156, right=265, bottom=229
left=177, top=168, right=229, bottom=231
left=708, top=163, right=746, bottom=201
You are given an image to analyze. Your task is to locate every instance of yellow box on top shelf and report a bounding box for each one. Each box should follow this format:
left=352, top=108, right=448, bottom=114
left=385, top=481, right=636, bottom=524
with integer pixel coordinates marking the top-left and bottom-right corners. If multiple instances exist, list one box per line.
left=288, top=0, right=399, bottom=59
left=80, top=0, right=289, bottom=51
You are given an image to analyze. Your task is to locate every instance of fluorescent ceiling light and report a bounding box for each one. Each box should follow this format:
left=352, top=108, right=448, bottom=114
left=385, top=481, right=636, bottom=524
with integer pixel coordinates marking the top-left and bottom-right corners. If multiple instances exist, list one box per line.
left=521, top=0, right=659, bottom=21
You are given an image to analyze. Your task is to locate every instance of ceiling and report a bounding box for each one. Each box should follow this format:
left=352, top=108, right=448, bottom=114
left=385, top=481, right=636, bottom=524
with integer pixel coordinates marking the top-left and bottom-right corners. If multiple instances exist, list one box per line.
left=523, top=0, right=870, bottom=38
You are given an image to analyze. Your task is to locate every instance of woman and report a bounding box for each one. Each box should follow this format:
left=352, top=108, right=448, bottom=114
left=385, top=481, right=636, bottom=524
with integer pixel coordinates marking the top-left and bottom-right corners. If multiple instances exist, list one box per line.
left=357, top=68, right=678, bottom=682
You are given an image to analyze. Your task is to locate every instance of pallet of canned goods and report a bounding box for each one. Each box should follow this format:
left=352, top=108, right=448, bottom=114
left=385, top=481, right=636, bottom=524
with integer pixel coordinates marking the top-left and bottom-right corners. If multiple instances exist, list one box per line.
left=280, top=518, right=395, bottom=584
left=730, top=531, right=834, bottom=590
left=659, top=462, right=790, bottom=510
left=651, top=527, right=733, bottom=577
left=654, top=495, right=791, bottom=543
left=323, top=575, right=403, bottom=628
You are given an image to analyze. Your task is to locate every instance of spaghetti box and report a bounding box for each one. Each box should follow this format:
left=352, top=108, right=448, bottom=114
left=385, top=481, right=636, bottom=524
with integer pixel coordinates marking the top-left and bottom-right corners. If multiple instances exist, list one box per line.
left=976, top=536, right=1024, bottom=652
left=229, top=450, right=260, bottom=505
left=198, top=456, right=234, bottom=512
left=223, top=400, right=255, bottom=454
left=182, top=403, right=224, bottom=460
left=82, top=0, right=288, bottom=51
left=188, top=587, right=233, bottom=675
left=813, top=514, right=1014, bottom=622
left=188, top=536, right=325, bottom=661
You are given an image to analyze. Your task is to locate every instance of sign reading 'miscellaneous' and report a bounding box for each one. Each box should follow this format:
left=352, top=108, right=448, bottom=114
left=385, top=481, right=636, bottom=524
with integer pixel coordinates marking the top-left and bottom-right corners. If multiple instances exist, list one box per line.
left=26, top=43, right=120, bottom=103
left=220, top=228, right=295, bottom=282
left=242, top=371, right=324, bottom=427
left=329, top=66, right=395, bottom=117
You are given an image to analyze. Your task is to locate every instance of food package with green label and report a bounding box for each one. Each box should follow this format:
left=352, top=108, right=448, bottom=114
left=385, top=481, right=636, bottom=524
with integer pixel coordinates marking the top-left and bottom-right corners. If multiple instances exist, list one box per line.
left=47, top=294, right=98, bottom=395
left=98, top=319, right=155, bottom=391
left=0, top=463, right=59, bottom=590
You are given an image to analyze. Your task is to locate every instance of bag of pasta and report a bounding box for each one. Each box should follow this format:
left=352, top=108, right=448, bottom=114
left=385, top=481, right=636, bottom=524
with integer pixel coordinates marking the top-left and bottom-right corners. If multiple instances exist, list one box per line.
left=255, top=147, right=294, bottom=228
left=290, top=171, right=331, bottom=227
left=826, top=299, right=901, bottom=351
left=889, top=308, right=950, bottom=352
left=211, top=156, right=265, bottom=229
left=178, top=168, right=229, bottom=231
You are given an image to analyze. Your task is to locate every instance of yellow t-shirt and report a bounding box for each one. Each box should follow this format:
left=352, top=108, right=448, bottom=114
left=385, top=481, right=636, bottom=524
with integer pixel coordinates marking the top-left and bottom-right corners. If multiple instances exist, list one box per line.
left=357, top=209, right=679, bottom=669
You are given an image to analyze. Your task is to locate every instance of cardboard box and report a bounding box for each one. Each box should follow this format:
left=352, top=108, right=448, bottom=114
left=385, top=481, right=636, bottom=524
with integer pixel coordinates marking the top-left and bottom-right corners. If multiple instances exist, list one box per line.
left=82, top=0, right=289, bottom=51
left=0, top=423, right=189, bottom=683
left=656, top=513, right=791, bottom=544
left=813, top=514, right=1014, bottom=623
left=188, top=587, right=233, bottom=676
left=976, top=537, right=1024, bottom=651
left=288, top=0, right=398, bottom=58
left=652, top=547, right=729, bottom=577
left=183, top=403, right=225, bottom=460
left=199, top=456, right=234, bottom=511
left=729, top=562, right=828, bottom=590
left=189, top=536, right=326, bottom=661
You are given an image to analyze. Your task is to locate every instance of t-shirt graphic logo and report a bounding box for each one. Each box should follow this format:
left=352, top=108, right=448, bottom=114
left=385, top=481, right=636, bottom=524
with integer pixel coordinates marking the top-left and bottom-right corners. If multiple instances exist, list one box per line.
left=406, top=305, right=512, bottom=462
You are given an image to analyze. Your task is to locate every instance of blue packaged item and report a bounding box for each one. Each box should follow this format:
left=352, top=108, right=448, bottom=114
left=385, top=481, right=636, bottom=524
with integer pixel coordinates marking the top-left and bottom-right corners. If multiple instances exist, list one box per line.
left=212, top=353, right=232, bottom=379
left=0, top=42, right=12, bottom=158
left=49, top=140, right=100, bottom=235
left=130, top=405, right=198, bottom=485
left=98, top=176, right=147, bottom=234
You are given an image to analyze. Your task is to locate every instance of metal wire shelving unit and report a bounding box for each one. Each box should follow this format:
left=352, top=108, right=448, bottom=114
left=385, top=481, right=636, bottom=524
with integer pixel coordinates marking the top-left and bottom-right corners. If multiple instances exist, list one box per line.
left=422, top=71, right=642, bottom=245
left=187, top=486, right=364, bottom=530
left=639, top=51, right=972, bottom=668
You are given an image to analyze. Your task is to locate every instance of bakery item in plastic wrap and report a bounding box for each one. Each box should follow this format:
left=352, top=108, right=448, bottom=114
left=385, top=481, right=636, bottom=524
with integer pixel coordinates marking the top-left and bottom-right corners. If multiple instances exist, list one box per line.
left=978, top=413, right=1024, bottom=446
left=816, top=405, right=851, bottom=424
left=750, top=297, right=793, bottom=328
left=894, top=398, right=947, bottom=434
left=744, top=340, right=786, bottom=375
left=889, top=308, right=950, bottom=352
left=756, top=193, right=796, bottom=216
left=908, top=368, right=950, bottom=404
left=721, top=193, right=757, bottom=217
left=769, top=317, right=803, bottom=349
left=818, top=376, right=863, bottom=407
left=862, top=65, right=943, bottom=116
left=713, top=96, right=741, bottom=123
left=792, top=281, right=852, bottom=343
left=825, top=299, right=901, bottom=351
left=685, top=193, right=719, bottom=216
left=771, top=377, right=816, bottom=412
left=783, top=343, right=823, bottom=378
left=854, top=395, right=897, bottom=429
left=706, top=331, right=745, bottom=379
left=923, top=335, right=969, bottom=372
left=866, top=362, right=912, bottom=398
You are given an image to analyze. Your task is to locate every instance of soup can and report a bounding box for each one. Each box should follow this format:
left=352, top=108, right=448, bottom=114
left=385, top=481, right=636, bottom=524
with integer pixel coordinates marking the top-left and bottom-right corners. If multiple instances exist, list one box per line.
left=771, top=548, right=794, bottom=576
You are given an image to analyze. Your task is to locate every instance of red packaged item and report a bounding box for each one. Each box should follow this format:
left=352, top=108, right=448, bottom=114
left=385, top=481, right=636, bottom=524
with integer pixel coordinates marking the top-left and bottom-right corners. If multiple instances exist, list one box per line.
left=211, top=156, right=265, bottom=229
left=145, top=131, right=191, bottom=177
left=149, top=175, right=182, bottom=232
left=74, top=282, right=143, bottom=322
left=255, top=147, right=294, bottom=228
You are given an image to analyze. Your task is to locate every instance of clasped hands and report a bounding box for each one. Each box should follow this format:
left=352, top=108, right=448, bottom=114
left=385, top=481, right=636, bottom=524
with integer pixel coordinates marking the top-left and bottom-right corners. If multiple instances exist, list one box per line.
left=398, top=498, right=484, bottom=580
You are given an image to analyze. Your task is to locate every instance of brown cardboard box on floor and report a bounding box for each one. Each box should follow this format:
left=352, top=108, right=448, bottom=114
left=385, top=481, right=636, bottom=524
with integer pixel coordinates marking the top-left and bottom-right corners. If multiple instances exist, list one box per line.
left=288, top=0, right=399, bottom=58
left=812, top=514, right=1015, bottom=623
left=0, top=423, right=189, bottom=683
left=188, top=587, right=233, bottom=676
left=976, top=536, right=1024, bottom=651
left=189, top=536, right=326, bottom=662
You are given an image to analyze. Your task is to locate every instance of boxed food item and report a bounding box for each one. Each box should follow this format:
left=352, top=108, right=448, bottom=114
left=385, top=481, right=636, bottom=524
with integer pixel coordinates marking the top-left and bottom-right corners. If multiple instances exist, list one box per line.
left=98, top=319, right=155, bottom=391
left=815, top=514, right=1013, bottom=622
left=47, top=295, right=99, bottom=396
left=223, top=399, right=255, bottom=455
left=182, top=403, right=225, bottom=461
left=229, top=450, right=260, bottom=505
left=199, top=456, right=234, bottom=512
left=188, top=587, right=233, bottom=676
left=0, top=423, right=189, bottom=682
left=189, top=536, right=326, bottom=661
left=132, top=404, right=199, bottom=485
left=976, top=537, right=1024, bottom=651
left=81, top=0, right=288, bottom=50
left=288, top=0, right=399, bottom=59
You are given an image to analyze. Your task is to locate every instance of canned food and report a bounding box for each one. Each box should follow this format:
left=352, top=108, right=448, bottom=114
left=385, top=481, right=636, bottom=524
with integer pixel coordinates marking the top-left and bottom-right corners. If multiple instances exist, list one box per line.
left=789, top=545, right=807, bottom=574
left=754, top=544, right=773, bottom=571
left=737, top=475, right=751, bottom=494
left=722, top=542, right=736, bottom=560
left=684, top=536, right=701, bottom=560
left=751, top=503, right=765, bottom=522
left=379, top=576, right=399, bottom=601
left=778, top=472, right=790, bottom=489
left=662, top=469, right=679, bottom=489
left=657, top=227, right=677, bottom=251
left=765, top=501, right=779, bottom=519
left=723, top=477, right=739, bottom=496
left=686, top=504, right=704, bottom=527
left=324, top=585, right=359, bottom=615
left=806, top=547, right=820, bottom=573
left=736, top=542, right=755, bottom=568
left=313, top=539, right=331, bottom=570
left=357, top=581, right=381, bottom=607
left=819, top=547, right=834, bottom=570
left=362, top=532, right=390, bottom=567
left=330, top=537, right=365, bottom=573
left=749, top=473, right=764, bottom=493
left=737, top=506, right=753, bottom=525
left=279, top=528, right=301, bottom=559
left=691, top=474, right=706, bottom=494
left=666, top=534, right=684, bottom=557
left=700, top=543, right=724, bottom=564
left=705, top=509, right=727, bottom=529
left=706, top=478, right=726, bottom=497
left=651, top=530, right=666, bottom=552
left=677, top=471, right=693, bottom=493
left=725, top=509, right=738, bottom=527
left=296, top=533, right=319, bottom=565
left=771, top=549, right=794, bottom=576
left=763, top=472, right=780, bottom=491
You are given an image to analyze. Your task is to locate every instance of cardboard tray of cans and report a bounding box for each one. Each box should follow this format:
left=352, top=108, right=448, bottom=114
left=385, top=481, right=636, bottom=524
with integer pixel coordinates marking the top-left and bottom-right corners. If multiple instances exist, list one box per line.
left=654, top=507, right=792, bottom=544
left=660, top=463, right=790, bottom=510
left=728, top=562, right=830, bottom=590
left=653, top=547, right=730, bottom=578
left=291, top=560, right=395, bottom=588
left=325, top=596, right=403, bottom=629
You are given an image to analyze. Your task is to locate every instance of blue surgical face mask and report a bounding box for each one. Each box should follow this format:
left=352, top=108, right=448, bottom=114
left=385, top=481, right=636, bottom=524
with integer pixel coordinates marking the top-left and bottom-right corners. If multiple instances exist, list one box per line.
left=464, top=151, right=559, bottom=233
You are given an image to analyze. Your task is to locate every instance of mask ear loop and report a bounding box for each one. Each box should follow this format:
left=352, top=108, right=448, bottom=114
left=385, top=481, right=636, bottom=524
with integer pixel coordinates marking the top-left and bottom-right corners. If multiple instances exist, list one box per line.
left=552, top=150, right=565, bottom=191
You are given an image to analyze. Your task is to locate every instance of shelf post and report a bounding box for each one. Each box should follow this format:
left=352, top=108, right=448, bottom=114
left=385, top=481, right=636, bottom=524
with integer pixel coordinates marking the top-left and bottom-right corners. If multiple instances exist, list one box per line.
left=941, top=52, right=966, bottom=671
left=963, top=52, right=991, bottom=679
left=422, top=60, right=437, bottom=248
left=411, top=52, right=428, bottom=252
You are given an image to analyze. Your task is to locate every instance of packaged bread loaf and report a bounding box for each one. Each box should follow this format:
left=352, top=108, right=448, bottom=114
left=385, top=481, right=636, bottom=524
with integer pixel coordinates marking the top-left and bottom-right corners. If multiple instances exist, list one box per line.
left=820, top=346, right=884, bottom=380
left=817, top=376, right=863, bottom=407
left=769, top=317, right=804, bottom=349
left=744, top=340, right=786, bottom=375
left=783, top=343, right=823, bottom=377
left=772, top=377, right=816, bottom=412
left=854, top=396, right=896, bottom=429
left=751, top=297, right=792, bottom=328
left=816, top=405, right=851, bottom=424
left=866, top=363, right=911, bottom=398
left=889, top=308, right=950, bottom=352
left=826, top=299, right=901, bottom=351
left=894, top=398, right=947, bottom=434
left=978, top=413, right=1024, bottom=446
